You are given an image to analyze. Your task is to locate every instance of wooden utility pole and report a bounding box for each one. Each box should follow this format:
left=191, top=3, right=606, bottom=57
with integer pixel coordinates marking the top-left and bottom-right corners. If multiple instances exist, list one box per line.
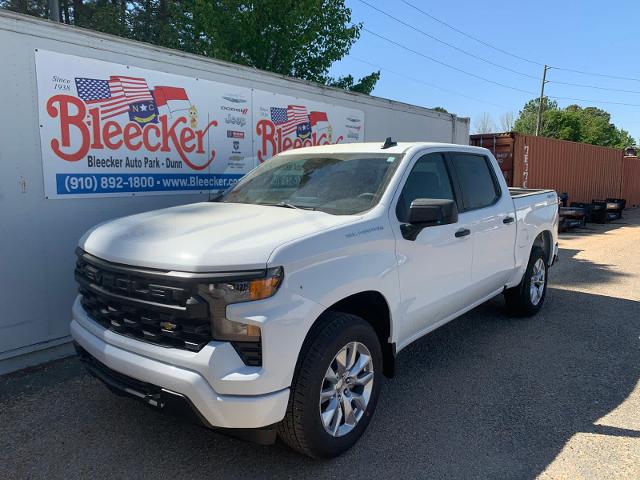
left=48, top=0, right=60, bottom=21
left=535, top=65, right=549, bottom=136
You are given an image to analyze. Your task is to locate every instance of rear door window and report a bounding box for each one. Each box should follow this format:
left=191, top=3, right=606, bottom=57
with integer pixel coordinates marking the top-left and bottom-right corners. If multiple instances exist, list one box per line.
left=450, top=154, right=501, bottom=211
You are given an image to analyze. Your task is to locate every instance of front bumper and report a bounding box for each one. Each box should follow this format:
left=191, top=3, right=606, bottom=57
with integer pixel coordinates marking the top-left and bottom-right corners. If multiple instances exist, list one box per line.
left=75, top=342, right=211, bottom=422
left=71, top=314, right=289, bottom=429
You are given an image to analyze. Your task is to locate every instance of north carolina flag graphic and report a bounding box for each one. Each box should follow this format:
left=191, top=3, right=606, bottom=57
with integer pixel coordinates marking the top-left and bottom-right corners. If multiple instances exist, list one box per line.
left=309, top=111, right=328, bottom=127
left=152, top=86, right=191, bottom=114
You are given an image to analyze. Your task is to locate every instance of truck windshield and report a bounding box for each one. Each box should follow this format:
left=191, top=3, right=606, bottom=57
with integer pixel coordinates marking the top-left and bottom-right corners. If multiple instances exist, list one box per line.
left=221, top=153, right=403, bottom=215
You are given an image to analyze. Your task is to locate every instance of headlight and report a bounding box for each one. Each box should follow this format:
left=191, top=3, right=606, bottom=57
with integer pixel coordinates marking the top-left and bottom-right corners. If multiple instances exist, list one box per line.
left=197, top=267, right=283, bottom=342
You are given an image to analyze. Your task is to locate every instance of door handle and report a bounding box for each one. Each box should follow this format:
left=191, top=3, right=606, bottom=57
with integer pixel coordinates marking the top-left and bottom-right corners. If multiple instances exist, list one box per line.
left=455, top=228, right=471, bottom=238
left=503, top=216, right=515, bottom=224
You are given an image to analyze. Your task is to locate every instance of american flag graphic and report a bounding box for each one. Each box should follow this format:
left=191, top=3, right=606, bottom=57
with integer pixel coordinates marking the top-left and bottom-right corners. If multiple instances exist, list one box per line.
left=270, top=105, right=309, bottom=135
left=75, top=76, right=154, bottom=120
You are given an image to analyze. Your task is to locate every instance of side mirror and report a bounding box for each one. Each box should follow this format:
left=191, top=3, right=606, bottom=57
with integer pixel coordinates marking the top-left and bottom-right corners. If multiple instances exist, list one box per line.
left=408, top=198, right=458, bottom=226
left=402, top=199, right=458, bottom=241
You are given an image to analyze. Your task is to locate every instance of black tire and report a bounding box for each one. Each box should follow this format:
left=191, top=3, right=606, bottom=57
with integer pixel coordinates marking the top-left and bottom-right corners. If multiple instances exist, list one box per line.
left=504, top=246, right=548, bottom=317
left=277, top=312, right=382, bottom=458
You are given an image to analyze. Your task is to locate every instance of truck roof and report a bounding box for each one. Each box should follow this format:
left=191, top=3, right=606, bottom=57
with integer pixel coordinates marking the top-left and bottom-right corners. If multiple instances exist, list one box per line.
left=277, top=142, right=488, bottom=156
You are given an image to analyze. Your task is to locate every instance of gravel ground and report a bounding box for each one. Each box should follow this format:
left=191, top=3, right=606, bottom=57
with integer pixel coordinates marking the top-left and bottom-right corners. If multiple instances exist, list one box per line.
left=2, top=210, right=639, bottom=479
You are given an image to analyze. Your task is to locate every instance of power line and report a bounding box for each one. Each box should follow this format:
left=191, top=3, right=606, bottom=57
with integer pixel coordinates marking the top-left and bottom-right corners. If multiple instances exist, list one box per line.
left=549, top=80, right=640, bottom=94
left=356, top=25, right=640, bottom=108
left=400, top=0, right=640, bottom=84
left=361, top=28, right=640, bottom=109
left=363, top=1, right=640, bottom=95
left=351, top=52, right=640, bottom=109
left=548, top=94, right=640, bottom=108
left=362, top=28, right=536, bottom=95
left=553, top=67, right=640, bottom=83
left=356, top=0, right=538, bottom=80
left=348, top=56, right=512, bottom=109
left=400, top=0, right=544, bottom=66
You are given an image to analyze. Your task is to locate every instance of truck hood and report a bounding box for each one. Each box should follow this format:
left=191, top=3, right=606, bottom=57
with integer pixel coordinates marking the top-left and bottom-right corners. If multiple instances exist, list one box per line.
left=80, top=202, right=355, bottom=271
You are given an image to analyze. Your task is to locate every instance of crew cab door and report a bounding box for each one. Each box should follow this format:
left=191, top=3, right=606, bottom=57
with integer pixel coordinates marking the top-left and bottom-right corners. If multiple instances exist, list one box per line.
left=392, top=152, right=474, bottom=344
left=447, top=152, right=517, bottom=299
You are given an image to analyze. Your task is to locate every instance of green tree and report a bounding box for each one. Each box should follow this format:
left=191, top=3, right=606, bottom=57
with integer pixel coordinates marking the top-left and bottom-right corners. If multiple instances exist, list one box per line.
left=513, top=97, right=633, bottom=148
left=0, top=0, right=379, bottom=94
left=328, top=71, right=381, bottom=94
left=1, top=0, right=48, bottom=17
left=432, top=106, right=449, bottom=113
left=180, top=1, right=368, bottom=86
left=513, top=97, right=559, bottom=135
left=542, top=108, right=582, bottom=142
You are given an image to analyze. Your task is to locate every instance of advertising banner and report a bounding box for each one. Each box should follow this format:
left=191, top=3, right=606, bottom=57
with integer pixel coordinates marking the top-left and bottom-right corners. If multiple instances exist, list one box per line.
left=35, top=50, right=365, bottom=198
left=252, top=89, right=365, bottom=163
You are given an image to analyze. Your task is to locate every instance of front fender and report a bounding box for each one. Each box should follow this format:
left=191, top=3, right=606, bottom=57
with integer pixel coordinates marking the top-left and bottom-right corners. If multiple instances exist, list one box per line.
left=269, top=219, right=400, bottom=332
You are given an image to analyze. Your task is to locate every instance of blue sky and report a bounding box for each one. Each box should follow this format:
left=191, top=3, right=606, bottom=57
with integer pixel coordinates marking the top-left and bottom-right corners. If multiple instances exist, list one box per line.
left=329, top=0, right=640, bottom=142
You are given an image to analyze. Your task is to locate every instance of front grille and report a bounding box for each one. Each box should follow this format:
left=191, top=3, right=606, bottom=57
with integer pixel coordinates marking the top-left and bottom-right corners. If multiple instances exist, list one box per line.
left=232, top=341, right=263, bottom=367
left=75, top=250, right=211, bottom=352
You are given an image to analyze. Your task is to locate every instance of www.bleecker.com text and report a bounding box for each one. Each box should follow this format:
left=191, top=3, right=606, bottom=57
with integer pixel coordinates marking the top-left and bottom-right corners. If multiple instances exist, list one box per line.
left=87, top=155, right=183, bottom=169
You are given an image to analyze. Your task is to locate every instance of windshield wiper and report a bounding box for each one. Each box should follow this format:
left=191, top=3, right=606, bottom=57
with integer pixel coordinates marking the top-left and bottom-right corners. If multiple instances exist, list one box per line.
left=264, top=201, right=317, bottom=211
left=272, top=201, right=302, bottom=209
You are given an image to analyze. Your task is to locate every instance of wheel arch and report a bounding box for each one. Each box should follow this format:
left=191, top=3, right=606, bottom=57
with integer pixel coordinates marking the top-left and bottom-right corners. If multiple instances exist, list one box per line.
left=532, top=229, right=553, bottom=264
left=298, top=291, right=396, bottom=379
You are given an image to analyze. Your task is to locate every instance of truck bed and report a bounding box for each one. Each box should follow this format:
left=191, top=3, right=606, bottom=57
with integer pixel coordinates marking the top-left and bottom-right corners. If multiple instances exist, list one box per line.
left=509, top=187, right=556, bottom=198
left=510, top=188, right=558, bottom=213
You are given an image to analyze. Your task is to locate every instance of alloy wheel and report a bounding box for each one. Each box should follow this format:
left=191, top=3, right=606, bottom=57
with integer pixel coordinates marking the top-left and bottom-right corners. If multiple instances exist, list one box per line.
left=530, top=258, right=546, bottom=306
left=319, top=341, right=374, bottom=437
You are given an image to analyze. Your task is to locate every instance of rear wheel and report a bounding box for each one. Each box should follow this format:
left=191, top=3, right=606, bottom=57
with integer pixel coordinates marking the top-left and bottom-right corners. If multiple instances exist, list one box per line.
left=277, top=312, right=382, bottom=458
left=505, top=247, right=548, bottom=316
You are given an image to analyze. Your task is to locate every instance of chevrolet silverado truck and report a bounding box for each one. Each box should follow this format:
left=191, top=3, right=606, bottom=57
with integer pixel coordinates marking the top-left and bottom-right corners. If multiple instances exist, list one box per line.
left=71, top=140, right=559, bottom=458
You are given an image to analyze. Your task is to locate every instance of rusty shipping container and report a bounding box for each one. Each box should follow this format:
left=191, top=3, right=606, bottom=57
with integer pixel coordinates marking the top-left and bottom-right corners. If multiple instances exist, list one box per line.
left=622, top=156, right=640, bottom=207
left=471, top=133, right=629, bottom=204
left=469, top=133, right=516, bottom=185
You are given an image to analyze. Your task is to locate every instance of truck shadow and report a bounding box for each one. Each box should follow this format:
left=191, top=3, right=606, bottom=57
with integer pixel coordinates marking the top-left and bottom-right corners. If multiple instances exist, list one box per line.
left=366, top=288, right=640, bottom=478
left=550, top=247, right=631, bottom=288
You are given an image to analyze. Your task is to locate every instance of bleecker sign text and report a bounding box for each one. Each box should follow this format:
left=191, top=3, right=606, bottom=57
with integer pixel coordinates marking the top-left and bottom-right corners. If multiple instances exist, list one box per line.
left=35, top=50, right=364, bottom=198
left=47, top=95, right=217, bottom=170
left=256, top=118, right=343, bottom=163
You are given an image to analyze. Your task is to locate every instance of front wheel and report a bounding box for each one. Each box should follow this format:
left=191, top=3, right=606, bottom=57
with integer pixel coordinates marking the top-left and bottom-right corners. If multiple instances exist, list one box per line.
left=277, top=312, right=382, bottom=458
left=504, top=246, right=548, bottom=316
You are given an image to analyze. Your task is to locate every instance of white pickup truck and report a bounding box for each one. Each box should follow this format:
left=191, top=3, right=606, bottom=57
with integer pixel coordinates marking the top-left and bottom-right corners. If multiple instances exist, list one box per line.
left=71, top=141, right=558, bottom=458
